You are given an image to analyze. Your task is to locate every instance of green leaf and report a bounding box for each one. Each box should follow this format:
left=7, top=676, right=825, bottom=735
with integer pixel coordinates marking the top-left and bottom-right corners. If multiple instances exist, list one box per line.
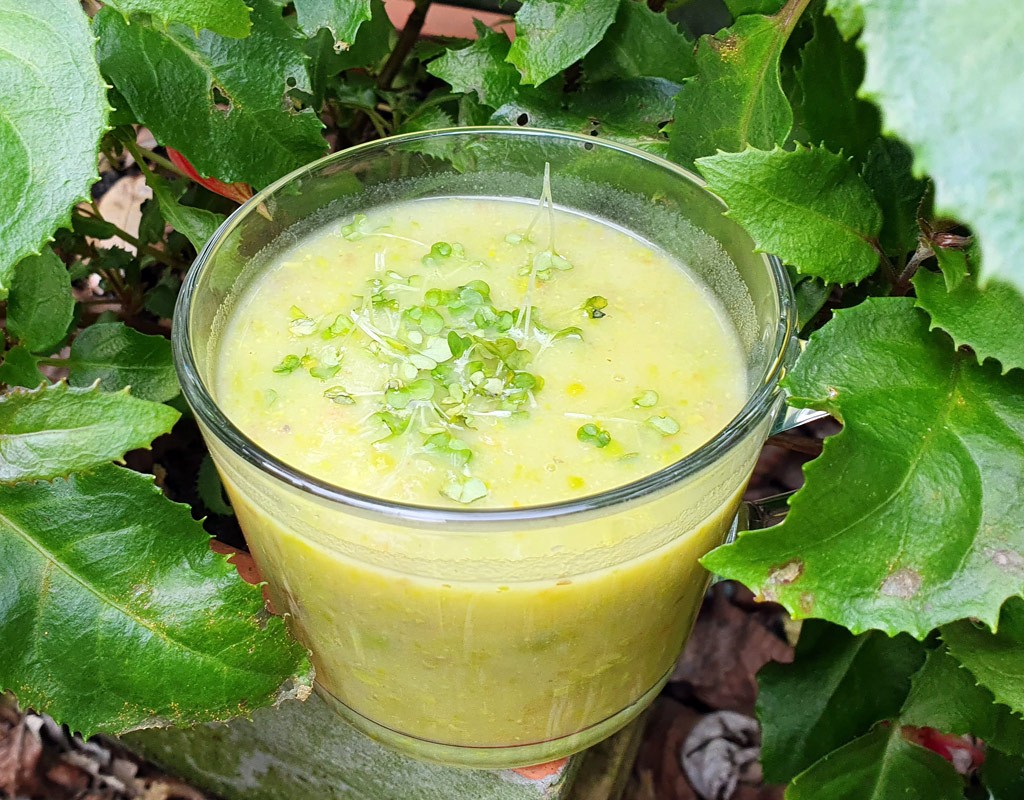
left=668, top=14, right=793, bottom=166
left=791, top=273, right=830, bottom=330
left=983, top=750, right=1024, bottom=800
left=198, top=454, right=234, bottom=516
left=294, top=0, right=371, bottom=46
left=507, top=0, right=619, bottom=86
left=727, top=0, right=785, bottom=15
left=95, top=0, right=327, bottom=188
left=704, top=297, right=1024, bottom=637
left=0, top=0, right=108, bottom=291
left=860, top=137, right=926, bottom=256
left=102, top=0, right=251, bottom=37
left=0, top=464, right=309, bottom=737
left=0, top=347, right=45, bottom=389
left=913, top=255, right=1024, bottom=375
left=900, top=647, right=1024, bottom=755
left=68, top=323, right=179, bottom=403
left=696, top=145, right=882, bottom=283
left=148, top=174, right=226, bottom=251
left=6, top=248, right=73, bottom=354
left=944, top=599, right=1024, bottom=717
left=582, top=0, right=696, bottom=83
left=758, top=621, right=925, bottom=783
left=492, top=77, right=678, bottom=155
left=858, top=0, right=1024, bottom=291
left=787, top=724, right=962, bottom=800
left=795, top=10, right=879, bottom=164
left=824, top=0, right=863, bottom=39
left=0, top=382, right=179, bottom=484
left=428, top=28, right=521, bottom=109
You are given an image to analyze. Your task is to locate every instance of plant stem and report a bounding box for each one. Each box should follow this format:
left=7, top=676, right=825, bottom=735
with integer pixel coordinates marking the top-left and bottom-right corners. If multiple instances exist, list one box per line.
left=128, top=141, right=190, bottom=180
left=39, top=357, right=70, bottom=367
left=76, top=207, right=187, bottom=271
left=378, top=0, right=432, bottom=91
left=777, top=0, right=812, bottom=36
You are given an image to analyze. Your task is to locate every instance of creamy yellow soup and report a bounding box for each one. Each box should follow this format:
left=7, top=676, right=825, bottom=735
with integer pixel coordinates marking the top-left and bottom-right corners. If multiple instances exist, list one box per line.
left=210, top=195, right=754, bottom=765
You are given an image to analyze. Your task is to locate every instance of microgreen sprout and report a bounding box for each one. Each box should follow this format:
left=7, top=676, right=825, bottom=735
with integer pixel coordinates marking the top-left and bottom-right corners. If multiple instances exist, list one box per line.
left=422, top=241, right=466, bottom=268
left=577, top=423, right=612, bottom=448
left=324, top=386, right=355, bottom=404
left=646, top=415, right=681, bottom=436
left=273, top=354, right=302, bottom=373
left=341, top=214, right=376, bottom=240
left=633, top=389, right=659, bottom=408
left=423, top=432, right=473, bottom=468
left=442, top=475, right=488, bottom=504
left=585, top=295, right=608, bottom=318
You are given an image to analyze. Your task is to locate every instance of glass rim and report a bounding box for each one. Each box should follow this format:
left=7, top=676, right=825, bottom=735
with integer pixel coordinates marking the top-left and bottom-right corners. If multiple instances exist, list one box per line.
left=172, top=126, right=795, bottom=526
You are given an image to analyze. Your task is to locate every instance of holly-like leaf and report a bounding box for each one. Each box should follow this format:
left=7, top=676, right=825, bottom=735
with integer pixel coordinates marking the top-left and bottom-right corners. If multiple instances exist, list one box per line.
left=0, top=382, right=179, bottom=484
left=95, top=0, right=327, bottom=189
left=68, top=322, right=179, bottom=403
left=900, top=647, right=1024, bottom=755
left=944, top=599, right=1024, bottom=718
left=704, top=298, right=1024, bottom=637
left=861, top=137, right=926, bottom=256
left=0, top=0, right=108, bottom=291
left=824, top=0, right=863, bottom=39
left=294, top=0, right=371, bottom=46
left=858, top=0, right=1024, bottom=291
left=914, top=256, right=1024, bottom=375
left=758, top=620, right=925, bottom=783
left=147, top=174, right=227, bottom=252
left=582, top=0, right=696, bottom=83
left=427, top=28, right=521, bottom=109
left=6, top=248, right=73, bottom=355
left=668, top=13, right=794, bottom=166
left=795, top=10, right=879, bottom=164
left=787, top=724, right=962, bottom=800
left=102, top=0, right=251, bottom=38
left=0, top=347, right=45, bottom=390
left=696, top=145, right=882, bottom=283
left=0, top=464, right=309, bottom=737
left=492, top=78, right=678, bottom=155
left=506, top=0, right=619, bottom=86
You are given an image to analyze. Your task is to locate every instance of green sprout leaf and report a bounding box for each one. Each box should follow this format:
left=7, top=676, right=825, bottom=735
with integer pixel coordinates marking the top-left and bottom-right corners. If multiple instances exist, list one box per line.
left=68, top=322, right=179, bottom=403
left=668, top=14, right=793, bottom=167
left=441, top=475, right=489, bottom=505
left=943, top=598, right=1024, bottom=717
left=584, top=295, right=608, bottom=319
left=696, top=145, right=882, bottom=284
left=0, top=465, right=309, bottom=737
left=646, top=415, right=680, bottom=436
left=273, top=354, right=303, bottom=374
left=577, top=423, right=612, bottom=448
left=633, top=390, right=659, bottom=408
left=103, top=0, right=252, bottom=38
left=6, top=248, right=73, bottom=355
left=428, top=27, right=522, bottom=109
left=507, top=0, right=619, bottom=86
left=582, top=0, right=696, bottom=83
left=0, top=0, right=108, bottom=291
left=293, top=0, right=371, bottom=47
left=0, top=383, right=180, bottom=484
left=704, top=298, right=1024, bottom=637
left=858, top=0, right=1024, bottom=291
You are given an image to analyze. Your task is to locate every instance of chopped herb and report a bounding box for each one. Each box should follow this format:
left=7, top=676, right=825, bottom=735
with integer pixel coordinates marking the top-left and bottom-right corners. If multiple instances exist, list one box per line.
left=324, top=386, right=355, bottom=404
left=322, top=313, right=353, bottom=338
left=423, top=432, right=473, bottom=468
left=585, top=295, right=608, bottom=318
left=552, top=326, right=583, bottom=342
left=646, top=415, right=680, bottom=436
left=273, top=354, right=302, bottom=373
left=422, top=241, right=465, bottom=268
left=309, top=363, right=341, bottom=380
left=372, top=411, right=409, bottom=438
left=504, top=232, right=525, bottom=245
left=442, top=475, right=488, bottom=504
left=577, top=423, right=612, bottom=448
left=342, top=214, right=377, bottom=240
left=633, top=389, right=659, bottom=408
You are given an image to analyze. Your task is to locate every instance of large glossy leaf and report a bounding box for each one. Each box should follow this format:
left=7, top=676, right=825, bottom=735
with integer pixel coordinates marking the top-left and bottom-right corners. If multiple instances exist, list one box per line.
left=705, top=298, right=1024, bottom=637
left=944, top=599, right=1024, bottom=717
left=0, top=465, right=309, bottom=737
left=0, top=383, right=179, bottom=484
left=102, top=0, right=251, bottom=37
left=668, top=13, right=793, bottom=166
left=696, top=145, right=882, bottom=283
left=0, top=0, right=107, bottom=293
left=68, top=323, right=179, bottom=403
left=582, top=0, right=695, bottom=83
left=758, top=621, right=924, bottom=783
left=6, top=248, right=73, bottom=355
left=858, top=0, right=1024, bottom=291
left=428, top=28, right=521, bottom=110
left=293, top=0, right=371, bottom=46
left=507, top=0, right=619, bottom=86
left=95, top=0, right=327, bottom=188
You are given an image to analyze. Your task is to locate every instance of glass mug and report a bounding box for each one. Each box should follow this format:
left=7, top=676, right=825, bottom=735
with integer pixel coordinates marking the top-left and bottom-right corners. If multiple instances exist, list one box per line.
left=173, top=128, right=796, bottom=768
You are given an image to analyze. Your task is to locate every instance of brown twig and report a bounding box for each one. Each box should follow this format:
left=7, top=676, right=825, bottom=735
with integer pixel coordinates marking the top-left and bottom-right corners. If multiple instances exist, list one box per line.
left=378, top=0, right=432, bottom=91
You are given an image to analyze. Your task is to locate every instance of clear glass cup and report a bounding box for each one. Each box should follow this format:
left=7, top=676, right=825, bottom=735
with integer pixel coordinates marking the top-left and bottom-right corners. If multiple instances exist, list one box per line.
left=173, top=128, right=796, bottom=769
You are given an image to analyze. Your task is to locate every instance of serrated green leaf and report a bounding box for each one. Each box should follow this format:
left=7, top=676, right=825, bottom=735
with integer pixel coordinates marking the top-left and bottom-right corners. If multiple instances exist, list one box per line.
left=0, top=383, right=179, bottom=483
left=95, top=0, right=327, bottom=188
left=294, top=0, right=371, bottom=46
left=582, top=0, right=696, bottom=83
left=103, top=0, right=251, bottom=37
left=858, top=0, right=1024, bottom=291
left=0, top=0, right=108, bottom=290
left=668, top=14, right=793, bottom=166
left=492, top=77, right=678, bottom=155
left=795, top=10, right=879, bottom=163
left=704, top=297, right=1024, bottom=637
left=69, top=322, right=179, bottom=403
left=944, top=599, right=1024, bottom=718
left=0, top=464, right=309, bottom=737
left=696, top=145, right=882, bottom=283
left=824, top=0, right=863, bottom=39
left=759, top=620, right=925, bottom=783
left=303, top=0, right=393, bottom=103
left=507, top=0, right=619, bottom=86
left=900, top=647, right=1024, bottom=755
left=0, top=347, right=45, bottom=389
left=914, top=255, right=1024, bottom=375
left=861, top=137, right=926, bottom=256
left=983, top=750, right=1024, bottom=800
left=787, top=724, right=962, bottom=800
left=427, top=28, right=521, bottom=109
left=6, top=248, right=74, bottom=355
left=147, top=174, right=226, bottom=251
